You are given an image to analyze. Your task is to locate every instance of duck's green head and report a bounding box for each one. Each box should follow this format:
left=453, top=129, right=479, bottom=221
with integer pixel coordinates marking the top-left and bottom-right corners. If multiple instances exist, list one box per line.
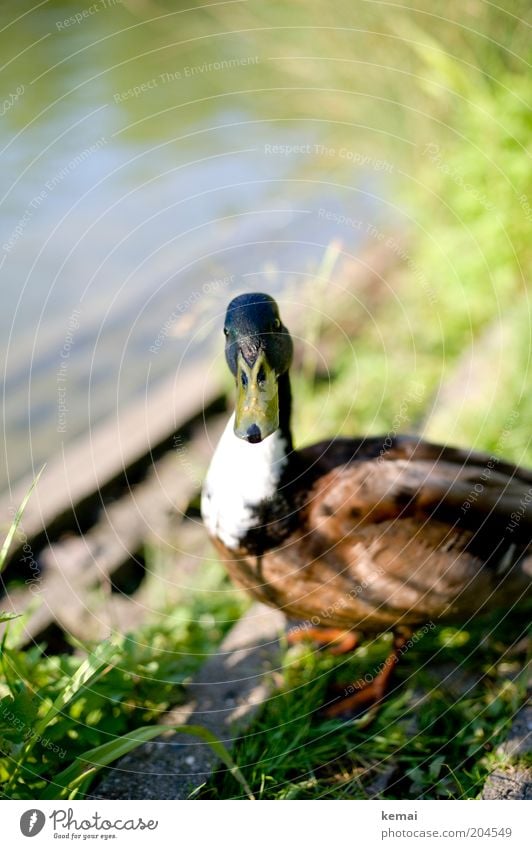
left=224, top=293, right=292, bottom=443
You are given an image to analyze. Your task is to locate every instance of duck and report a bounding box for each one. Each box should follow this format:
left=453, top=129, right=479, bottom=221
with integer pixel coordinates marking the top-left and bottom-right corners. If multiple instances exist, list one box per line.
left=201, top=292, right=532, bottom=716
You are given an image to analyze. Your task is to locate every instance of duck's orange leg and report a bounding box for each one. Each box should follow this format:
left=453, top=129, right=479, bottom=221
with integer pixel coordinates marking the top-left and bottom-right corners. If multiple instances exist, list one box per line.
left=323, top=630, right=410, bottom=717
left=287, top=625, right=360, bottom=656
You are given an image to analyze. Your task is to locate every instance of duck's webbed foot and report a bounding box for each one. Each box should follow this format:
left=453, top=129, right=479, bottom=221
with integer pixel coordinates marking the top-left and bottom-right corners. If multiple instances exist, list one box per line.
left=287, top=624, right=360, bottom=656
left=322, top=629, right=411, bottom=718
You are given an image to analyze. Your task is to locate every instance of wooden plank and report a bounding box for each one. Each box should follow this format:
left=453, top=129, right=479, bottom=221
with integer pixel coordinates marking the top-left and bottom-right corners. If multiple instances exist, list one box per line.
left=0, top=420, right=225, bottom=645
left=73, top=521, right=211, bottom=641
left=0, top=364, right=221, bottom=546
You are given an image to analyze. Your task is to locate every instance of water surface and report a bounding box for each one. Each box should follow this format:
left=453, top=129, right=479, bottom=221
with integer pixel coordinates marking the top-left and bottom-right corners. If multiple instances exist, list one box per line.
left=1, top=1, right=390, bottom=494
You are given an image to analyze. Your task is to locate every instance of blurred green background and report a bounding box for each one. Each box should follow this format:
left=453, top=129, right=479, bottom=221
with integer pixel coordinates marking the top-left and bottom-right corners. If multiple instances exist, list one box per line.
left=0, top=0, right=530, bottom=802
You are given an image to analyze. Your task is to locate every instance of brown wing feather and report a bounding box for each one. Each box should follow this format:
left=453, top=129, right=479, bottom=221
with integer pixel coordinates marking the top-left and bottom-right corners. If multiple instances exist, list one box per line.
left=301, top=435, right=532, bottom=535
left=299, top=438, right=531, bottom=626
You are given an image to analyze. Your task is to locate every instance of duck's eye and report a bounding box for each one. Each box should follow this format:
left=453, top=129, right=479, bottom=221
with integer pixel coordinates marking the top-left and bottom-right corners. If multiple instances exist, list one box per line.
left=240, top=371, right=248, bottom=388
left=272, top=318, right=281, bottom=330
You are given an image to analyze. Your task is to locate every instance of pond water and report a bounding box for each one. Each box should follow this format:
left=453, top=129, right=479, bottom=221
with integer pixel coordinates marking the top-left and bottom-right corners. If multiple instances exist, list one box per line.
left=1, top=1, right=392, bottom=496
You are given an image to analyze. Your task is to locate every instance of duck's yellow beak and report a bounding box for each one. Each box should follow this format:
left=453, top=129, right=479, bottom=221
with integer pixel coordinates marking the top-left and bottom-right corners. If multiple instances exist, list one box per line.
left=234, top=351, right=279, bottom=443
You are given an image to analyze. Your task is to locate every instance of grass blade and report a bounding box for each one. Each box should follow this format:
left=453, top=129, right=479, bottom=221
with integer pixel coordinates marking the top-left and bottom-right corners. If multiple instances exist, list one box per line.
left=184, top=724, right=255, bottom=800
left=0, top=466, right=45, bottom=574
left=301, top=240, right=341, bottom=383
left=45, top=723, right=254, bottom=800
left=0, top=612, right=20, bottom=623
left=32, top=637, right=120, bottom=742
left=5, top=636, right=120, bottom=793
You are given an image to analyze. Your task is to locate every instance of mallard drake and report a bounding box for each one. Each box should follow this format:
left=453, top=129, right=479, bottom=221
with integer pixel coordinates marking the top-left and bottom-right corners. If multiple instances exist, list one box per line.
left=201, top=293, right=532, bottom=715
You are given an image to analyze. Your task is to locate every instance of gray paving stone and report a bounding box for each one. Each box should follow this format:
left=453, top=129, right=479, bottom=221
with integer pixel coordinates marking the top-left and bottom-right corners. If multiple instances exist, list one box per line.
left=482, top=702, right=532, bottom=800
left=482, top=767, right=532, bottom=800
left=94, top=603, right=284, bottom=799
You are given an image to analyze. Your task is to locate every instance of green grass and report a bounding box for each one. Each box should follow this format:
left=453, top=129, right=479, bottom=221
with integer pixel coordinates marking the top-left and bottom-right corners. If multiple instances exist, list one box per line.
left=0, top=497, right=248, bottom=799
left=289, top=56, right=532, bottom=463
left=202, top=608, right=530, bottom=799
left=0, top=566, right=248, bottom=799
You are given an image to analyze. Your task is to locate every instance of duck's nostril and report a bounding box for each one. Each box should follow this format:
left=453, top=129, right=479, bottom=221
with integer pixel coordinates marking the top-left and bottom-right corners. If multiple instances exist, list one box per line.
left=246, top=424, right=262, bottom=443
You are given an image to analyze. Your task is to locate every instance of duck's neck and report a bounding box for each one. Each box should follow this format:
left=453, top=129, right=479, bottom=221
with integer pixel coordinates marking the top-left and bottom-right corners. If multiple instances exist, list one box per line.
left=201, top=372, right=295, bottom=551
left=277, top=371, right=293, bottom=452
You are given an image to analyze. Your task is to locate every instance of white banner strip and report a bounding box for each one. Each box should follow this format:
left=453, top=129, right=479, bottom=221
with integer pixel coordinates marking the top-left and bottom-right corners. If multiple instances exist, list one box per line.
left=2, top=799, right=530, bottom=848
